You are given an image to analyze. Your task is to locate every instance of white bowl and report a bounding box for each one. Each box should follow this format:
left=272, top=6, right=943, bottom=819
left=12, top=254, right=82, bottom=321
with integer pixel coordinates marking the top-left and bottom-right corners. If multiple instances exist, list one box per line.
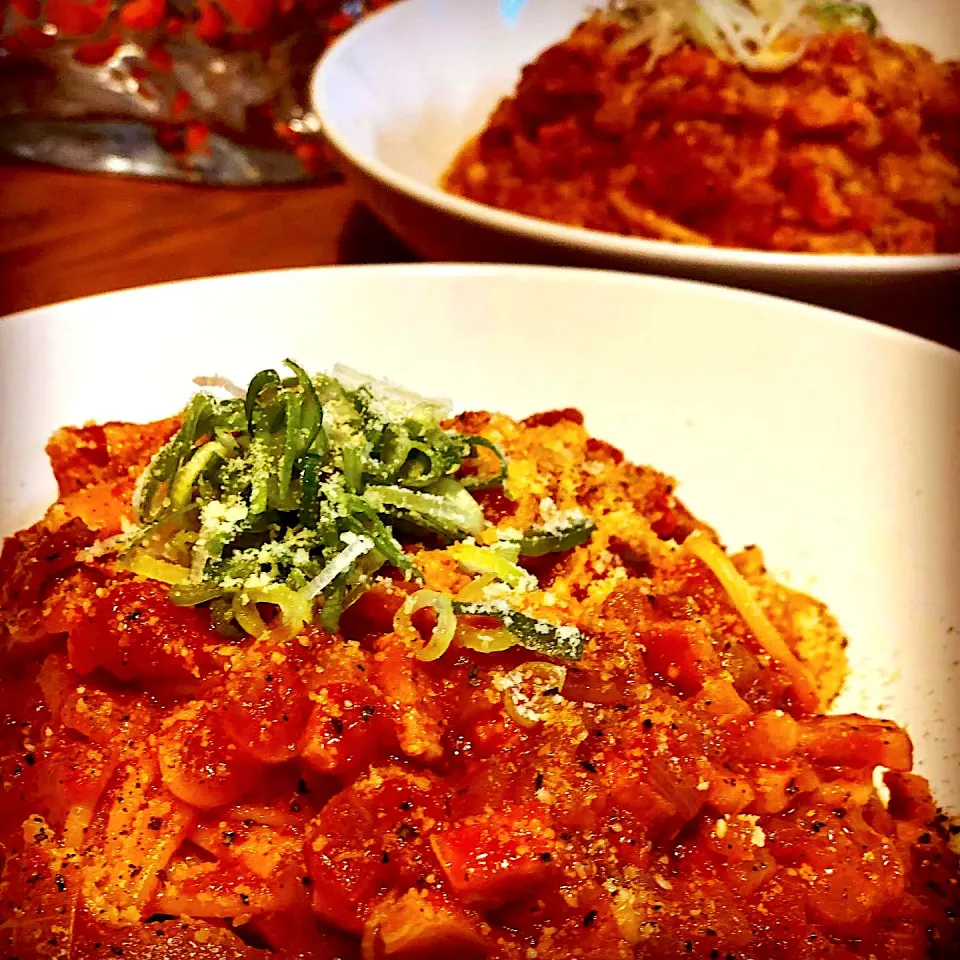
left=311, top=0, right=960, bottom=323
left=1, top=264, right=958, bottom=808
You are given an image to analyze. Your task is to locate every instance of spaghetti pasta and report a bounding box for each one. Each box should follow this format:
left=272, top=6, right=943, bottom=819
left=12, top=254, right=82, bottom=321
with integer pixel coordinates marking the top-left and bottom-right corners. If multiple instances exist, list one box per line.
left=0, top=368, right=956, bottom=959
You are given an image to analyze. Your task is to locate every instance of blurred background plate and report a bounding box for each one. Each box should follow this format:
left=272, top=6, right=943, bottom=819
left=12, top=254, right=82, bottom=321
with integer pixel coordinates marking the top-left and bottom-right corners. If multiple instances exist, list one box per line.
left=312, top=0, right=960, bottom=325
left=1, top=264, right=958, bottom=806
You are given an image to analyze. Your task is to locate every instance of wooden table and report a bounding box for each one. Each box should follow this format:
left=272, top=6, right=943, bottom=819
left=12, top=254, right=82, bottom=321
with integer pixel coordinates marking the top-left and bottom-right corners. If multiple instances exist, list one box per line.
left=1, top=160, right=956, bottom=350
left=0, top=162, right=413, bottom=316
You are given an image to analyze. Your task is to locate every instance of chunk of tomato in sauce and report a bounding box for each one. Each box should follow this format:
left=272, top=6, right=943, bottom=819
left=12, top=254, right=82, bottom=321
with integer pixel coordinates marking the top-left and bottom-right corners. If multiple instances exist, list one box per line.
left=305, top=767, right=445, bottom=933
left=219, top=656, right=311, bottom=764
left=430, top=802, right=559, bottom=907
left=67, top=579, right=215, bottom=683
left=797, top=715, right=913, bottom=771
left=300, top=680, right=395, bottom=779
left=0, top=517, right=95, bottom=610
left=639, top=620, right=719, bottom=696
left=366, top=889, right=487, bottom=959
left=246, top=910, right=361, bottom=960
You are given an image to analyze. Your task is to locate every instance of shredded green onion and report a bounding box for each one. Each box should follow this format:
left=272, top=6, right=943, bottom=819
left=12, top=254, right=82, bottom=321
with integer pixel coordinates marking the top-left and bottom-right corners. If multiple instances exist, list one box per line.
left=452, top=601, right=587, bottom=661
left=519, top=515, right=596, bottom=557
left=124, top=553, right=191, bottom=585
left=100, top=361, right=508, bottom=637
left=815, top=1, right=879, bottom=35
left=605, top=0, right=881, bottom=73
left=448, top=542, right=535, bottom=590
left=396, top=589, right=458, bottom=661
left=458, top=624, right=517, bottom=654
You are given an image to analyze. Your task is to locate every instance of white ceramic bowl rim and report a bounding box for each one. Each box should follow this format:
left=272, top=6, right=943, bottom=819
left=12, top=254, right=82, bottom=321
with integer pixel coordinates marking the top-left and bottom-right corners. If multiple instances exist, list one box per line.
left=312, top=0, right=960, bottom=276
left=6, top=262, right=956, bottom=354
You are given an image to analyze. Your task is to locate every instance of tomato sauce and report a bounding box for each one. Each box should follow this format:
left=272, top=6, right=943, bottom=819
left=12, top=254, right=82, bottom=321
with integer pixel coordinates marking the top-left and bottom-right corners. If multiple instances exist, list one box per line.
left=1, top=411, right=957, bottom=959
left=445, top=20, right=960, bottom=255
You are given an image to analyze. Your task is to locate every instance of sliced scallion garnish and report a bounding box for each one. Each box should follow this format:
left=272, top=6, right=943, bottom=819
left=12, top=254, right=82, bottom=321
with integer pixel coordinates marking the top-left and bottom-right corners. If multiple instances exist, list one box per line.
left=452, top=601, right=587, bottom=661
left=448, top=542, right=535, bottom=591
left=105, top=361, right=508, bottom=636
left=519, top=515, right=596, bottom=557
left=815, top=1, right=879, bottom=35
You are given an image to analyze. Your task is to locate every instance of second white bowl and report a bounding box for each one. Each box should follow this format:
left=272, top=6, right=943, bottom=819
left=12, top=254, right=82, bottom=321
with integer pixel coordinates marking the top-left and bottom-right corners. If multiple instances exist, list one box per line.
left=311, top=0, right=960, bottom=324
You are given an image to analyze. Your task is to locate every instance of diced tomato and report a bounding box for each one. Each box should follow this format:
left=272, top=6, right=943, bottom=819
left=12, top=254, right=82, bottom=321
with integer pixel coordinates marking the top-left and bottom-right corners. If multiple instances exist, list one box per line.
left=640, top=620, right=718, bottom=696
left=600, top=721, right=705, bottom=840
left=247, top=910, right=359, bottom=959
left=337, top=583, right=405, bottom=642
left=366, top=889, right=487, bottom=959
left=0, top=518, right=95, bottom=610
left=299, top=681, right=394, bottom=778
left=72, top=38, right=123, bottom=65
left=184, top=121, right=211, bottom=156
left=797, top=715, right=913, bottom=771
left=2, top=24, right=57, bottom=55
left=886, top=771, right=940, bottom=824
left=431, top=802, right=558, bottom=907
left=67, top=579, right=215, bottom=682
left=721, top=710, right=799, bottom=764
left=145, top=44, right=173, bottom=70
left=305, top=767, right=444, bottom=933
left=220, top=656, right=311, bottom=764
left=192, top=0, right=227, bottom=41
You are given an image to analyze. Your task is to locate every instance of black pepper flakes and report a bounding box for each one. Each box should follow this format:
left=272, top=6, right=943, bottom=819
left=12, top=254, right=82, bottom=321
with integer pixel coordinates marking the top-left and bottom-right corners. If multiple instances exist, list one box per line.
left=54, top=874, right=66, bottom=893
left=534, top=772, right=544, bottom=791
left=330, top=717, right=344, bottom=736
left=579, top=760, right=597, bottom=774
left=583, top=909, right=597, bottom=927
